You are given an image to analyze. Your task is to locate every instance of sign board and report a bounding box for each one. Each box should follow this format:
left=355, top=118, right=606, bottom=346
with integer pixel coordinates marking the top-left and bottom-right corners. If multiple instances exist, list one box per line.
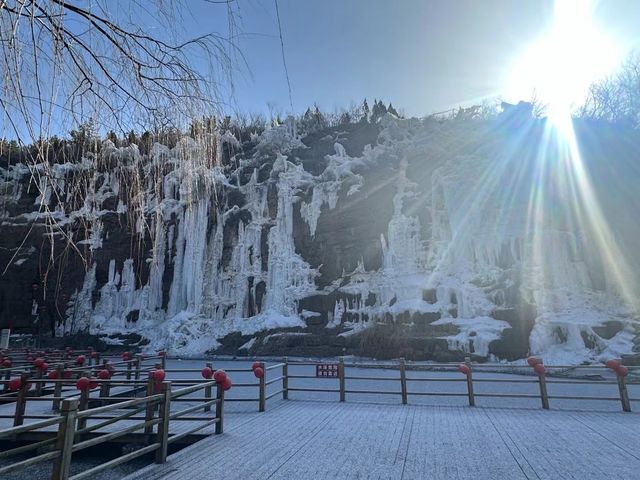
left=316, top=363, right=339, bottom=378
left=0, top=329, right=10, bottom=349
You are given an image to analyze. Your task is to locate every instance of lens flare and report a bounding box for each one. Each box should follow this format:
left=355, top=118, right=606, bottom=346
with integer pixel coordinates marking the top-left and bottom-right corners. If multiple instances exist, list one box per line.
left=508, top=0, right=621, bottom=126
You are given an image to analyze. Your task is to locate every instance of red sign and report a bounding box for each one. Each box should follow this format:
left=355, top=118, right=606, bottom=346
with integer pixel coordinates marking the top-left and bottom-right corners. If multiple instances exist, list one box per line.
left=316, top=363, right=339, bottom=378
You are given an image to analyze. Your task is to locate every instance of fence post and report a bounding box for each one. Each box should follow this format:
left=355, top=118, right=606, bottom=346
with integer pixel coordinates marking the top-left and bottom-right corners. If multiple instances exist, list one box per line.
left=51, top=398, right=78, bottom=480
left=339, top=357, right=345, bottom=402
left=399, top=358, right=408, bottom=405
left=215, top=383, right=224, bottom=434
left=155, top=381, right=172, bottom=464
left=160, top=352, right=166, bottom=370
left=135, top=354, right=142, bottom=380
left=77, top=387, right=89, bottom=432
left=538, top=363, right=549, bottom=410
left=126, top=359, right=133, bottom=380
left=282, top=357, right=288, bottom=400
left=259, top=361, right=266, bottom=412
left=53, top=364, right=65, bottom=411
left=2, top=367, right=10, bottom=393
left=204, top=362, right=213, bottom=412
left=100, top=376, right=111, bottom=407
left=13, top=372, right=29, bottom=426
left=35, top=368, right=44, bottom=397
left=617, top=373, right=631, bottom=412
left=144, top=374, right=155, bottom=435
left=465, top=356, right=475, bottom=407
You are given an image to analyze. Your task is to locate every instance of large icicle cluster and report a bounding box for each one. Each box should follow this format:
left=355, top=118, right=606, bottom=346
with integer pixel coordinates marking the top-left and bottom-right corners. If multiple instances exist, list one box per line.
left=3, top=114, right=638, bottom=363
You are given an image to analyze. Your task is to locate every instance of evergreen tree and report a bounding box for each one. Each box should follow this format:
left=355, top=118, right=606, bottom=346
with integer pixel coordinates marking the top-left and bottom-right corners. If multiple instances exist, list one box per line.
left=361, top=98, right=370, bottom=123
left=371, top=99, right=388, bottom=123
left=313, top=104, right=327, bottom=130
left=387, top=103, right=399, bottom=117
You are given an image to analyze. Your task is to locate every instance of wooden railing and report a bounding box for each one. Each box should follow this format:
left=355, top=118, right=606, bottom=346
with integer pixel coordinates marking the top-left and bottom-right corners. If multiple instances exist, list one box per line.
left=283, top=357, right=639, bottom=412
left=0, top=379, right=224, bottom=480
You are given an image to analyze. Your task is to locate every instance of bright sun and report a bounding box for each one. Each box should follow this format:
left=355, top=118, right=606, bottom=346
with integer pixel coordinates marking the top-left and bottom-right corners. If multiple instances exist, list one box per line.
left=508, top=0, right=621, bottom=125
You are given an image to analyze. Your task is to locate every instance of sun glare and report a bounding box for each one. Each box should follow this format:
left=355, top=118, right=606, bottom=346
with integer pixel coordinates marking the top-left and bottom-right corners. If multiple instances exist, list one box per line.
left=508, top=0, right=620, bottom=127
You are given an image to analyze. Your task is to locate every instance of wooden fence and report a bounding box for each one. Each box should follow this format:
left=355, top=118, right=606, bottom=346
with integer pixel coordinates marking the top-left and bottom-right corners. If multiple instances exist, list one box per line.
left=0, top=379, right=224, bottom=480
left=282, top=357, right=639, bottom=412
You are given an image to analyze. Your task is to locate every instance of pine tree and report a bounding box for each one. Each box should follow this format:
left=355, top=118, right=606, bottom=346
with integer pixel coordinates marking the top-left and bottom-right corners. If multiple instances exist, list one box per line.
left=387, top=103, right=399, bottom=117
left=361, top=98, right=370, bottom=123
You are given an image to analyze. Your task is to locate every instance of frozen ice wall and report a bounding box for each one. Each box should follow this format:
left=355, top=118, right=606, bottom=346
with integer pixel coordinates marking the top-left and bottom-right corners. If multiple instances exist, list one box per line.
left=10, top=116, right=637, bottom=362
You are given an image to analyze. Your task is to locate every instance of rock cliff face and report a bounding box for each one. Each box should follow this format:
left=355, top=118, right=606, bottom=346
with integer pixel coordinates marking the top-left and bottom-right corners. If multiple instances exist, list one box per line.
left=1, top=115, right=639, bottom=362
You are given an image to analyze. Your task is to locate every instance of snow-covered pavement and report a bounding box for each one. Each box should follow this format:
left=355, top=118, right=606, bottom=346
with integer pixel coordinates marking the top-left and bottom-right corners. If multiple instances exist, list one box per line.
left=124, top=399, right=640, bottom=480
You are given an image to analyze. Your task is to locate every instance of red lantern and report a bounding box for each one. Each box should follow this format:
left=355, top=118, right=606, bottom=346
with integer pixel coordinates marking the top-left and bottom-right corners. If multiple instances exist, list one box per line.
left=75, top=355, right=86, bottom=366
left=122, top=351, right=131, bottom=361
left=38, top=362, right=48, bottom=373
left=76, top=377, right=91, bottom=390
left=47, top=370, right=58, bottom=380
left=533, top=363, right=546, bottom=375
left=222, top=377, right=232, bottom=391
left=90, top=380, right=98, bottom=389
left=213, top=369, right=227, bottom=383
left=527, top=356, right=541, bottom=367
left=98, top=369, right=111, bottom=380
left=605, top=359, right=621, bottom=370
left=201, top=367, right=213, bottom=379
left=458, top=364, right=470, bottom=375
left=152, top=369, right=166, bottom=382
left=615, top=365, right=629, bottom=377
left=252, top=361, right=261, bottom=371
left=253, top=367, right=264, bottom=379
left=3, top=359, right=12, bottom=368
left=8, top=378, right=21, bottom=391
left=34, top=357, right=45, bottom=367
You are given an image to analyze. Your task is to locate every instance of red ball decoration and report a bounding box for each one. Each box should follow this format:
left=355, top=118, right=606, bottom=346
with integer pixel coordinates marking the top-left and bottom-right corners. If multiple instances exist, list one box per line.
left=458, top=364, right=471, bottom=375
left=34, top=357, right=45, bottom=368
left=158, top=351, right=166, bottom=357
left=201, top=367, right=213, bottom=379
left=527, top=356, right=541, bottom=367
left=75, top=355, right=86, bottom=366
left=122, top=351, right=131, bottom=361
left=47, top=370, right=58, bottom=380
left=76, top=377, right=91, bottom=390
left=91, top=351, right=98, bottom=359
left=3, top=359, right=12, bottom=368
left=615, top=365, right=629, bottom=377
left=90, top=380, right=98, bottom=389
left=8, top=378, right=21, bottom=391
left=252, top=361, right=262, bottom=371
left=38, top=362, right=49, bottom=373
left=605, top=359, right=621, bottom=370
left=98, top=369, right=111, bottom=380
left=213, top=369, right=227, bottom=383
left=222, top=377, right=232, bottom=391
left=152, top=369, right=166, bottom=382
left=253, top=367, right=264, bottom=379
left=533, top=363, right=546, bottom=375
left=26, top=355, right=34, bottom=362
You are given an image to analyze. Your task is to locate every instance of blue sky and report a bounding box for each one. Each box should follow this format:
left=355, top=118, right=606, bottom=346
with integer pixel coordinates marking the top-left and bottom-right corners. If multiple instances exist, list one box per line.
left=192, top=0, right=640, bottom=118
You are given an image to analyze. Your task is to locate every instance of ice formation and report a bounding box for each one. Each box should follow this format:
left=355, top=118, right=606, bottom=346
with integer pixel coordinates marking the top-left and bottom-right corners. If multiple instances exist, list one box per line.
left=2, top=115, right=639, bottom=362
